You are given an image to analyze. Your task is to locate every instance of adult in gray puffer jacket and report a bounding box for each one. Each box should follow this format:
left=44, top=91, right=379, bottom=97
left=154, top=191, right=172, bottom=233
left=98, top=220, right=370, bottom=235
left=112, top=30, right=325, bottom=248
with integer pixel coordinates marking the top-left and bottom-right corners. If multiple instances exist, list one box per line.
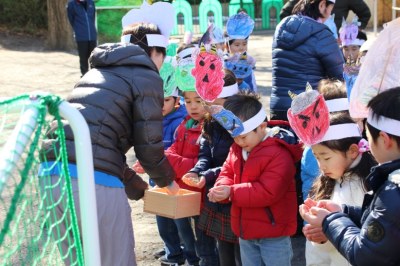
left=270, top=0, right=344, bottom=120
left=42, top=23, right=178, bottom=265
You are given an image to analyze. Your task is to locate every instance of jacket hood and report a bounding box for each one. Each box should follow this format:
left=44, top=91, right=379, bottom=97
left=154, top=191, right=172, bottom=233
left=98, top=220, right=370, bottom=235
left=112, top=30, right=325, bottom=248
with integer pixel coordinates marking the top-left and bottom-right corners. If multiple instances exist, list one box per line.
left=275, top=15, right=330, bottom=50
left=261, top=126, right=303, bottom=163
left=164, top=104, right=187, bottom=122
left=89, top=43, right=158, bottom=72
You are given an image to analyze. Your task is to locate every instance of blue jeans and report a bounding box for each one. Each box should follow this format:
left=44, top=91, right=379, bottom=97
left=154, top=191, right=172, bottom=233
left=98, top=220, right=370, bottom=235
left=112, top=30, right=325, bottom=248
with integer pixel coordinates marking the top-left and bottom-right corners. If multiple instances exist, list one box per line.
left=193, top=216, right=219, bottom=266
left=157, top=215, right=199, bottom=264
left=239, top=236, right=292, bottom=266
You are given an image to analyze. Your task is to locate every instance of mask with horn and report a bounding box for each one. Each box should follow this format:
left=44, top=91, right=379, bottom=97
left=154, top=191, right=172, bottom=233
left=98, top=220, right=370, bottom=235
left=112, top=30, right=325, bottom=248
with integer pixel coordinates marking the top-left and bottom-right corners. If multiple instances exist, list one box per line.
left=287, top=82, right=330, bottom=146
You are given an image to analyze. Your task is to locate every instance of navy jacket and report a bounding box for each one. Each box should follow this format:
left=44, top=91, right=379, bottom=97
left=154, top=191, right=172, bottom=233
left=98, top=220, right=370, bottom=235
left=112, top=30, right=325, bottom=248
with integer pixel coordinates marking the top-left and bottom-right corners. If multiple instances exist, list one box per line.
left=322, top=159, right=400, bottom=266
left=67, top=0, right=97, bottom=41
left=270, top=15, right=344, bottom=117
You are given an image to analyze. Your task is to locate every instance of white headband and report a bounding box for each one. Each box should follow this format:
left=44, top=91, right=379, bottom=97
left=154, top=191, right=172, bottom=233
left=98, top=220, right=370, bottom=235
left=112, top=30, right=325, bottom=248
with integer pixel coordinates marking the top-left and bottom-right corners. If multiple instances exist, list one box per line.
left=177, top=47, right=196, bottom=60
left=120, top=34, right=168, bottom=47
left=343, top=38, right=365, bottom=47
left=367, top=111, right=400, bottom=137
left=240, top=108, right=267, bottom=136
left=320, top=123, right=361, bottom=142
left=325, top=98, right=349, bottom=112
left=217, top=83, right=239, bottom=98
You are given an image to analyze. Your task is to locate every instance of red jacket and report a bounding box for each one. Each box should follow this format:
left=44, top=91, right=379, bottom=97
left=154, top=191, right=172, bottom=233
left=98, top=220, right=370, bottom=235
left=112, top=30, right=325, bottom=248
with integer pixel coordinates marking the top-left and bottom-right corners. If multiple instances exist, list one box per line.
left=165, top=116, right=203, bottom=193
left=215, top=129, right=302, bottom=239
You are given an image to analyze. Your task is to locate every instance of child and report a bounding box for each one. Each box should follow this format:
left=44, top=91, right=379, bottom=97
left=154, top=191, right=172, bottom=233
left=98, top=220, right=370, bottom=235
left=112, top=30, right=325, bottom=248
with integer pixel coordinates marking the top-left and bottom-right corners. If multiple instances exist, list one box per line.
left=303, top=113, right=376, bottom=266
left=225, top=12, right=257, bottom=92
left=208, top=94, right=303, bottom=266
left=182, top=69, right=241, bottom=266
left=339, top=17, right=367, bottom=97
left=153, top=43, right=204, bottom=266
left=301, top=79, right=349, bottom=210
left=299, top=87, right=400, bottom=265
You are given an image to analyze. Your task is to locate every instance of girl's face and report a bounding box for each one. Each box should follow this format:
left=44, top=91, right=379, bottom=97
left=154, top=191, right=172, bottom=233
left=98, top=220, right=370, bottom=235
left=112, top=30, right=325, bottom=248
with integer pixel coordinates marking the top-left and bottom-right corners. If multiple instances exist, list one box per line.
left=229, top=39, right=248, bottom=55
left=312, top=144, right=356, bottom=180
left=162, top=96, right=178, bottom=116
left=233, top=123, right=267, bottom=153
left=183, top=91, right=207, bottom=121
left=319, top=1, right=334, bottom=22
left=343, top=45, right=361, bottom=63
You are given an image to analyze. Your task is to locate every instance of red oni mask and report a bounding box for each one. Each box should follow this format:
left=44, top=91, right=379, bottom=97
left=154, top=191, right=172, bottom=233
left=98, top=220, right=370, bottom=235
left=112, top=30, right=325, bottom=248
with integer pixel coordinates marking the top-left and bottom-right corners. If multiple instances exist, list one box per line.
left=191, top=45, right=224, bottom=102
left=287, top=90, right=329, bottom=146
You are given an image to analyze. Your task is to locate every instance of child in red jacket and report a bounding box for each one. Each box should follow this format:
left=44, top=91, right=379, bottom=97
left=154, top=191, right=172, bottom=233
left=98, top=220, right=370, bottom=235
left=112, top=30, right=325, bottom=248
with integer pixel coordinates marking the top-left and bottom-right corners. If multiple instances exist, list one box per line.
left=208, top=93, right=302, bottom=266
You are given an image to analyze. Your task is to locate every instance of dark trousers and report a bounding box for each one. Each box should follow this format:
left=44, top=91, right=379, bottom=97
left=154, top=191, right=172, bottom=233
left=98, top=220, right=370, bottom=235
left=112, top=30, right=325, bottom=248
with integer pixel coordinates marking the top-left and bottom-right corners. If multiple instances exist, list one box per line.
left=77, top=40, right=96, bottom=76
left=217, top=239, right=242, bottom=266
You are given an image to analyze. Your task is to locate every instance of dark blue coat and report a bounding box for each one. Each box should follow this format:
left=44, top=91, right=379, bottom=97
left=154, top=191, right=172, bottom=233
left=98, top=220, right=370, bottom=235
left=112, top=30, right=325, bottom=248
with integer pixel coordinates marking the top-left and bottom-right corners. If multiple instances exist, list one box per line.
left=162, top=104, right=187, bottom=150
left=322, top=159, right=400, bottom=266
left=270, top=15, right=344, bottom=116
left=67, top=0, right=97, bottom=42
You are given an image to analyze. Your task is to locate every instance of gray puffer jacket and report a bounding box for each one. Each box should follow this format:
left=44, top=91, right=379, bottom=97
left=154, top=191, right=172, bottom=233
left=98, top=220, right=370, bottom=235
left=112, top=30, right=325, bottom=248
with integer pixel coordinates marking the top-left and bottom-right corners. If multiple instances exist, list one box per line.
left=44, top=43, right=174, bottom=187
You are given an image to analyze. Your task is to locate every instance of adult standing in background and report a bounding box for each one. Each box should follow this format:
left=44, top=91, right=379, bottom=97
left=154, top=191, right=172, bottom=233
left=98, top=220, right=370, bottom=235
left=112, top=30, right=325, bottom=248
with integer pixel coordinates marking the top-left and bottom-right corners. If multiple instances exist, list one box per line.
left=270, top=0, right=344, bottom=120
left=280, top=0, right=371, bottom=32
left=67, top=0, right=97, bottom=76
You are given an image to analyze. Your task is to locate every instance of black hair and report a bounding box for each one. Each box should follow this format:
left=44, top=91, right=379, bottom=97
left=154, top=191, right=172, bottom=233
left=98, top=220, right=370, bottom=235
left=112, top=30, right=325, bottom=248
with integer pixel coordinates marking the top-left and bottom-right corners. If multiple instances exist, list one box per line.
left=309, top=112, right=377, bottom=200
left=122, top=22, right=166, bottom=57
left=366, top=87, right=400, bottom=147
left=223, top=92, right=266, bottom=122
left=292, top=0, right=335, bottom=20
left=357, top=31, right=368, bottom=42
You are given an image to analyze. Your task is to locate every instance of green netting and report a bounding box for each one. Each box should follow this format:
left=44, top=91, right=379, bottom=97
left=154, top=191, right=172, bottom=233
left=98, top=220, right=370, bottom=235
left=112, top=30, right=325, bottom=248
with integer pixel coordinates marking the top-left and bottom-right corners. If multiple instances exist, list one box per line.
left=0, top=94, right=83, bottom=266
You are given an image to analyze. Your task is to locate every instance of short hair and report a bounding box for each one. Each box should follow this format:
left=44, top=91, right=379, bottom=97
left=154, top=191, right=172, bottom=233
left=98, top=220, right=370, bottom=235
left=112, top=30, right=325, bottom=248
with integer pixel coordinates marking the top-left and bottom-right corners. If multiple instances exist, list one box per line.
left=366, top=87, right=400, bottom=146
left=292, top=0, right=335, bottom=20
left=318, top=79, right=347, bottom=100
left=223, top=69, right=237, bottom=87
left=223, top=93, right=266, bottom=122
left=122, top=22, right=166, bottom=57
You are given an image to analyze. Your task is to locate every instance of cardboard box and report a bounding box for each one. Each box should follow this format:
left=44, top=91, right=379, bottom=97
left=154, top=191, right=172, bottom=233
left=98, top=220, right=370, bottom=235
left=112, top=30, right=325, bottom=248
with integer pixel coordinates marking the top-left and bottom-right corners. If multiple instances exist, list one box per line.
left=143, top=188, right=201, bottom=219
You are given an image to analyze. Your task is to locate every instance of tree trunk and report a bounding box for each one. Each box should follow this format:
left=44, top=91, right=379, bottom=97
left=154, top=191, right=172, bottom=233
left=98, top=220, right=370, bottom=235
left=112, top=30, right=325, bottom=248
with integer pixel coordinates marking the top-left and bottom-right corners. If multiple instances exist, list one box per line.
left=47, top=0, right=75, bottom=50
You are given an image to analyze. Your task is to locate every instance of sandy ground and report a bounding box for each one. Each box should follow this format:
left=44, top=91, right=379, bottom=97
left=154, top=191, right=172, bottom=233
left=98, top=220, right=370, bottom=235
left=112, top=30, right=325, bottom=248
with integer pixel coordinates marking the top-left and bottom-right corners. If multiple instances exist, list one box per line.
left=0, top=30, right=306, bottom=265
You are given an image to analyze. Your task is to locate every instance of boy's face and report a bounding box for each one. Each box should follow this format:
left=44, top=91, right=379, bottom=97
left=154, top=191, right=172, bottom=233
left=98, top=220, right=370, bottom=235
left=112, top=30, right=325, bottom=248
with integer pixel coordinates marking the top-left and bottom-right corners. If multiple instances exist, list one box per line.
left=233, top=123, right=267, bottom=153
left=163, top=96, right=178, bottom=116
left=183, top=91, right=207, bottom=121
left=229, top=39, right=248, bottom=54
left=366, top=126, right=387, bottom=164
left=343, top=45, right=361, bottom=62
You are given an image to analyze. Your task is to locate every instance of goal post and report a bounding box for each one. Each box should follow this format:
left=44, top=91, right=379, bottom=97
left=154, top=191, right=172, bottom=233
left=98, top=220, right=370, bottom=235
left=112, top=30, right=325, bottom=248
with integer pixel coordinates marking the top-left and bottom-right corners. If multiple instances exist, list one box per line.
left=0, top=94, right=100, bottom=265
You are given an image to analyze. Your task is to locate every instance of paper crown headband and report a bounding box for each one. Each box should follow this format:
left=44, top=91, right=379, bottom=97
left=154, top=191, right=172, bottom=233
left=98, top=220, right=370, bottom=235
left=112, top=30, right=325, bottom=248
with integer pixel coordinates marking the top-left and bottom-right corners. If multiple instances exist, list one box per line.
left=339, top=17, right=365, bottom=47
left=225, top=52, right=253, bottom=79
left=287, top=83, right=330, bottom=146
left=175, top=47, right=196, bottom=92
left=121, top=1, right=175, bottom=47
left=226, top=12, right=254, bottom=40
left=198, top=24, right=225, bottom=46
left=206, top=105, right=267, bottom=137
left=191, top=44, right=225, bottom=102
left=160, top=56, right=179, bottom=97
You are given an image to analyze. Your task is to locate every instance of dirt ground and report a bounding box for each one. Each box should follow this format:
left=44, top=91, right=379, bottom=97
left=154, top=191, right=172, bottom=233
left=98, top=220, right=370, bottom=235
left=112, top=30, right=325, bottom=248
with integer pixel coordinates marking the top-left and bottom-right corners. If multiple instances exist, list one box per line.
left=0, top=30, right=305, bottom=265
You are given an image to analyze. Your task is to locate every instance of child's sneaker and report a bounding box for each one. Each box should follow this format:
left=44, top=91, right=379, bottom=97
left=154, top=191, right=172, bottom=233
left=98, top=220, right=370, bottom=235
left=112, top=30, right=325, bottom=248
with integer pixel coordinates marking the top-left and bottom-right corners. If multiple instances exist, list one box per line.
left=159, top=255, right=185, bottom=266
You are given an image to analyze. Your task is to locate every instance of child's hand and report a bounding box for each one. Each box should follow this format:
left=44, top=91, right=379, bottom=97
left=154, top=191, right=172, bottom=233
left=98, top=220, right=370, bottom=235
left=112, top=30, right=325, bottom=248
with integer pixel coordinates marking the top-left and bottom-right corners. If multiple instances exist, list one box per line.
left=132, top=161, right=145, bottom=174
left=182, top=172, right=199, bottom=186
left=182, top=173, right=206, bottom=188
left=304, top=198, right=317, bottom=209
left=208, top=185, right=230, bottom=202
left=316, top=200, right=343, bottom=213
left=302, top=224, right=328, bottom=244
left=299, top=204, right=331, bottom=227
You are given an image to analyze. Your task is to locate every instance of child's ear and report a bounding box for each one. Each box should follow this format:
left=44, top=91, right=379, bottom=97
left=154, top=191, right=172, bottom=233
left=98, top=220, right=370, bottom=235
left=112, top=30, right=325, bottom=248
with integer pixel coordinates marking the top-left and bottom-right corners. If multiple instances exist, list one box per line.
left=259, top=122, right=268, bottom=131
left=380, top=131, right=396, bottom=149
left=348, top=143, right=360, bottom=159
